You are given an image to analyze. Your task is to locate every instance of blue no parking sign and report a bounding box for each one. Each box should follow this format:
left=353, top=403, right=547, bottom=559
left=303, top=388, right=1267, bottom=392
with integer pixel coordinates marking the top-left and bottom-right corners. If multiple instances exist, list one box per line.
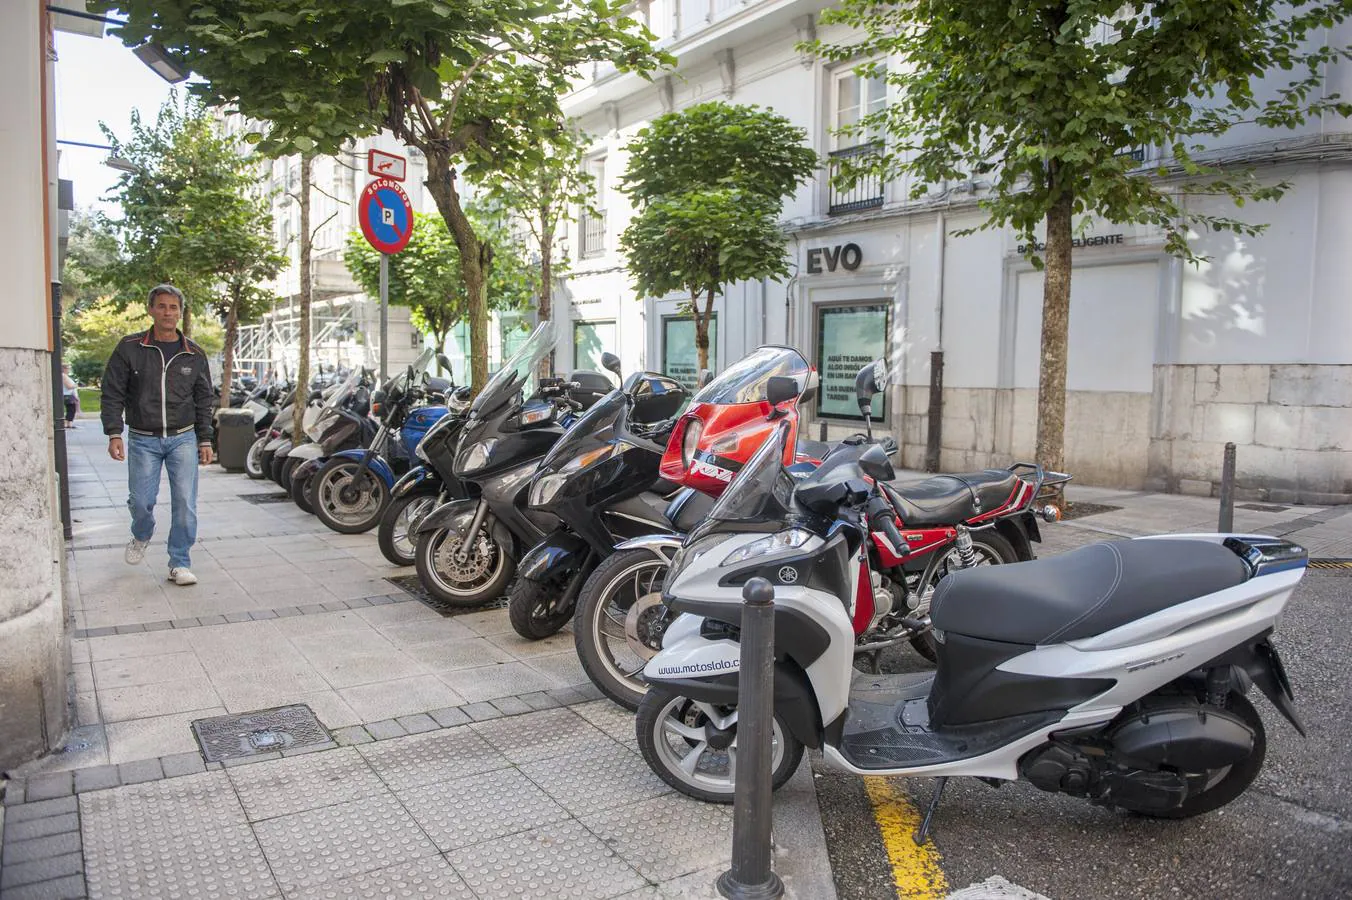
left=358, top=178, right=414, bottom=254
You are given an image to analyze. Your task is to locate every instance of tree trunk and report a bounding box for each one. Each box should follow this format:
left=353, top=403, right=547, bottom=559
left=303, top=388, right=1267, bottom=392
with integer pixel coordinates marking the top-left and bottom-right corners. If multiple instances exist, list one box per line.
left=537, top=215, right=554, bottom=379
left=293, top=153, right=314, bottom=443
left=1035, top=190, right=1074, bottom=473
left=182, top=302, right=192, bottom=339
left=424, top=157, right=491, bottom=394
left=219, top=299, right=239, bottom=410
left=694, top=288, right=715, bottom=372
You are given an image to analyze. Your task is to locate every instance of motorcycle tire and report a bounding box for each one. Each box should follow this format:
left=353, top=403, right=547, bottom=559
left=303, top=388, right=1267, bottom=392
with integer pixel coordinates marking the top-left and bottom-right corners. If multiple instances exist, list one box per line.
left=1126, top=693, right=1266, bottom=819
left=575, top=549, right=672, bottom=710
left=377, top=493, right=438, bottom=567
left=508, top=576, right=574, bottom=641
left=312, top=458, right=388, bottom=535
left=280, top=456, right=301, bottom=495
left=636, top=685, right=803, bottom=804
left=245, top=436, right=268, bottom=479
left=907, top=530, right=1019, bottom=663
left=269, top=453, right=287, bottom=485
left=290, top=468, right=315, bottom=515
left=413, top=523, right=514, bottom=608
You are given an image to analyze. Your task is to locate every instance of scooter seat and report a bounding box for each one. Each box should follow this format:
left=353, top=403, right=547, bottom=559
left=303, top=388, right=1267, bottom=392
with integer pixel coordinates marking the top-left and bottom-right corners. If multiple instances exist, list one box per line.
left=930, top=539, right=1249, bottom=645
left=883, top=469, right=1020, bottom=527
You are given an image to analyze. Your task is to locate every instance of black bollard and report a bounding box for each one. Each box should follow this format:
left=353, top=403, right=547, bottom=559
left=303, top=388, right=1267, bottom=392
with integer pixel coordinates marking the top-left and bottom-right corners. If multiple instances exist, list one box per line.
left=1218, top=442, right=1236, bottom=532
left=717, top=577, right=784, bottom=900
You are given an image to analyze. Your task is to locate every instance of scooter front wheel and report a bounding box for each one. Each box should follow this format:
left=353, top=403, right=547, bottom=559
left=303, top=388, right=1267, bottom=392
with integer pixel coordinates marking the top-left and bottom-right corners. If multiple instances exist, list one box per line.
left=508, top=577, right=574, bottom=640
left=245, top=436, right=268, bottom=479
left=290, top=469, right=316, bottom=515
left=377, top=493, right=437, bottom=567
left=413, top=523, right=514, bottom=608
left=575, top=549, right=672, bottom=710
left=313, top=458, right=389, bottom=534
left=636, top=686, right=803, bottom=804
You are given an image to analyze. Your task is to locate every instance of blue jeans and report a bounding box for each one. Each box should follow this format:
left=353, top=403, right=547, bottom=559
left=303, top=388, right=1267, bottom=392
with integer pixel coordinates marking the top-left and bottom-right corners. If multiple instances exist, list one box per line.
left=127, top=431, right=199, bottom=569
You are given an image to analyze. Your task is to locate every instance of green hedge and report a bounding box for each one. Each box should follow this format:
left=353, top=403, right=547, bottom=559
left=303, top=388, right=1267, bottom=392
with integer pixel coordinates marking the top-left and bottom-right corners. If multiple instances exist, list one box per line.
left=77, top=387, right=101, bottom=414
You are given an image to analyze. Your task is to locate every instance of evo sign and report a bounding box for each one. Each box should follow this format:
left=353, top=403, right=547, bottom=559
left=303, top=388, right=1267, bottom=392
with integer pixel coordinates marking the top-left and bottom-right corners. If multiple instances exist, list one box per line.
left=806, top=243, right=863, bottom=274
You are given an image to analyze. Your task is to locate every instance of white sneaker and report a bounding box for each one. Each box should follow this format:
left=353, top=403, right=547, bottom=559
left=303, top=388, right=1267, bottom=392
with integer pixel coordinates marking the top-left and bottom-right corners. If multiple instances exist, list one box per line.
left=169, top=567, right=198, bottom=586
left=125, top=539, right=149, bottom=565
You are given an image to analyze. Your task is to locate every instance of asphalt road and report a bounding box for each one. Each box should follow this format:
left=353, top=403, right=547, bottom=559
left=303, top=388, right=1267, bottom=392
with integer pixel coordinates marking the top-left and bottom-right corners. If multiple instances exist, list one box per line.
left=815, top=563, right=1352, bottom=900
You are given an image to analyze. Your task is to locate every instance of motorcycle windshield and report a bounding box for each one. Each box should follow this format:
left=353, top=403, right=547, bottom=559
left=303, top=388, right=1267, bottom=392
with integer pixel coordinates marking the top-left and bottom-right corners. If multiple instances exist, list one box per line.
left=535, top=388, right=626, bottom=477
left=307, top=369, right=364, bottom=441
left=692, top=346, right=810, bottom=405
left=704, top=420, right=796, bottom=526
left=469, top=322, right=554, bottom=419
left=384, top=347, right=435, bottom=395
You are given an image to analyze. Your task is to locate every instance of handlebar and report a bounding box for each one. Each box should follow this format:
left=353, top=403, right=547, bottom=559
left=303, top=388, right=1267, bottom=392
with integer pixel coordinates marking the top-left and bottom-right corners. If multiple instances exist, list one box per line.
left=866, top=493, right=908, bottom=558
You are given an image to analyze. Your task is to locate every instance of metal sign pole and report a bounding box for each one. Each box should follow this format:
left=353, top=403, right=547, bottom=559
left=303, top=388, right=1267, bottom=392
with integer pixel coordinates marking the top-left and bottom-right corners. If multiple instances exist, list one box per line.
left=379, top=252, right=389, bottom=382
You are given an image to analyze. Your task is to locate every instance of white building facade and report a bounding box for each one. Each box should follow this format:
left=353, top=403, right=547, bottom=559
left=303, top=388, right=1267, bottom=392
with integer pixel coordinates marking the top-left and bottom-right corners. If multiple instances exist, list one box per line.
left=558, top=0, right=1352, bottom=503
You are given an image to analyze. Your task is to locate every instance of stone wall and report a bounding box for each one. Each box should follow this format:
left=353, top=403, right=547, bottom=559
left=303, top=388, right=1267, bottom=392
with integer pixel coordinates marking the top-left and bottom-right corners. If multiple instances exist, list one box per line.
left=1149, top=364, right=1352, bottom=504
left=0, top=348, right=70, bottom=770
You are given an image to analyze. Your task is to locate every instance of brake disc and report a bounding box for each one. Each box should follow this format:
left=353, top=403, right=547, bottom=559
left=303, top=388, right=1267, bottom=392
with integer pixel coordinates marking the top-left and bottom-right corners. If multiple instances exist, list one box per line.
left=624, top=592, right=669, bottom=660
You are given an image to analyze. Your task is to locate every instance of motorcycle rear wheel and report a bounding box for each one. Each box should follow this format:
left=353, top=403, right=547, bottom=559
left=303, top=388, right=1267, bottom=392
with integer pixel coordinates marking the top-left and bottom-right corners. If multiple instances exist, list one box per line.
left=280, top=456, right=301, bottom=494
left=245, top=436, right=268, bottom=479
left=313, top=458, right=388, bottom=534
left=907, top=530, right=1018, bottom=663
left=636, top=686, right=803, bottom=804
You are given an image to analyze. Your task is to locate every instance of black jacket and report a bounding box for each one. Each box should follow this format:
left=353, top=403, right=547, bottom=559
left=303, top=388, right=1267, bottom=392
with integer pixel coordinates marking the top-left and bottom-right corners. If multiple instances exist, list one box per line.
left=101, top=329, right=214, bottom=444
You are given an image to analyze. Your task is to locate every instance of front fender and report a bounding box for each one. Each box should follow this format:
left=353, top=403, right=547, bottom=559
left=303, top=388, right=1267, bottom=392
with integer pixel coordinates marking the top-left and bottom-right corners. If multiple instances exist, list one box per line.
left=615, top=534, right=683, bottom=563
left=293, top=457, right=325, bottom=481
left=392, top=465, right=439, bottom=500
left=519, top=529, right=590, bottom=583
left=413, top=499, right=514, bottom=553
left=330, top=449, right=395, bottom=489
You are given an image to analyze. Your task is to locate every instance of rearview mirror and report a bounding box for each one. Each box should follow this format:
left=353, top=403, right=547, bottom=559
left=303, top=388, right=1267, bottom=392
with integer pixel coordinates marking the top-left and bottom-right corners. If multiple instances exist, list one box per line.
left=436, top=353, right=452, bottom=374
left=855, top=359, right=887, bottom=413
left=859, top=443, right=895, bottom=483
left=601, top=352, right=623, bottom=378
left=767, top=375, right=799, bottom=407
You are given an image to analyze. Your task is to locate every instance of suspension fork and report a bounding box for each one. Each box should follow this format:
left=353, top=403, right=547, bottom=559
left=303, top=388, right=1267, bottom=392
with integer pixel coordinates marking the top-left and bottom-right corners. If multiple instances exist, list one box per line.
left=454, top=498, right=491, bottom=564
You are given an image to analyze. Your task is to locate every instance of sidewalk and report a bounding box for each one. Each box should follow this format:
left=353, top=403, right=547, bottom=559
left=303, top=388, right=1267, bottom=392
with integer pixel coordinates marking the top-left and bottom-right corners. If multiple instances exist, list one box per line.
left=3, top=421, right=1349, bottom=899
left=0, top=420, right=836, bottom=900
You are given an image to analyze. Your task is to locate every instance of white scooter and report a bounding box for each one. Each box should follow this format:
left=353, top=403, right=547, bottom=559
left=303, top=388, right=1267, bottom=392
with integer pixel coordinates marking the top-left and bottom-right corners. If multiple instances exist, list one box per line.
left=637, top=393, right=1306, bottom=839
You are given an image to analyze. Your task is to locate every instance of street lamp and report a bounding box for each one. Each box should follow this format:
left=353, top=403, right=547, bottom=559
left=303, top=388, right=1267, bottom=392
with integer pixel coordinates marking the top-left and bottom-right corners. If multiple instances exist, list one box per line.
left=103, top=156, right=140, bottom=173
left=132, top=43, right=191, bottom=83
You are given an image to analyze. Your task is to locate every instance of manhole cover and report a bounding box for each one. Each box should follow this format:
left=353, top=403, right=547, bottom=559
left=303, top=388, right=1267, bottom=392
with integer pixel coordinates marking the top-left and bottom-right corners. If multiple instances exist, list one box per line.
left=191, top=704, right=330, bottom=762
left=384, top=575, right=508, bottom=617
left=1309, top=558, right=1352, bottom=571
left=1237, top=503, right=1290, bottom=513
left=241, top=492, right=291, bottom=505
left=1060, top=502, right=1123, bottom=521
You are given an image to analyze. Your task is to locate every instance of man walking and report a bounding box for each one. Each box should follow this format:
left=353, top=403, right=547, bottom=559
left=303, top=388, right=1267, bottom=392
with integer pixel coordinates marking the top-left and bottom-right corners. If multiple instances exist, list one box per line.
left=101, top=284, right=215, bottom=586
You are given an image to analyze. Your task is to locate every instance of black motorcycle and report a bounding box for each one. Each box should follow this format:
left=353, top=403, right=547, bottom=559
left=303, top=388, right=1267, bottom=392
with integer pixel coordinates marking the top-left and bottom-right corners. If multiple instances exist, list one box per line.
left=411, top=323, right=610, bottom=607
left=507, top=352, right=710, bottom=644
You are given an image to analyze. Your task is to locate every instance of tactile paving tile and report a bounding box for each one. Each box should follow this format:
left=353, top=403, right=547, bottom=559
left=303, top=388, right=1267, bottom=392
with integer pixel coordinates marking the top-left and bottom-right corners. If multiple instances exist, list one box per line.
left=520, top=742, right=671, bottom=816
left=446, top=819, right=647, bottom=900
left=286, top=855, right=477, bottom=900
left=357, top=726, right=509, bottom=793
left=79, top=771, right=247, bottom=843
left=252, top=792, right=438, bottom=893
left=578, top=792, right=734, bottom=882
left=83, top=821, right=280, bottom=899
left=396, top=766, right=570, bottom=851
left=469, top=707, right=614, bottom=764
left=572, top=699, right=642, bottom=745
left=226, top=747, right=386, bottom=821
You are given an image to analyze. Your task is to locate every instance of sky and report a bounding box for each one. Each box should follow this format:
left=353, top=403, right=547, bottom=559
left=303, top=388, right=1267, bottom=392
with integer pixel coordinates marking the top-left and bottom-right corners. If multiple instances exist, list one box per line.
left=54, top=26, right=177, bottom=215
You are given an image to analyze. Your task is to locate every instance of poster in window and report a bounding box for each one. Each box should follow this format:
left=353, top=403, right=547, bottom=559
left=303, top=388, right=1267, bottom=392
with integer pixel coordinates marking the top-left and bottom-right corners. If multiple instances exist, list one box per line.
left=816, top=304, right=888, bottom=420
left=573, top=320, right=617, bottom=377
left=661, top=315, right=717, bottom=391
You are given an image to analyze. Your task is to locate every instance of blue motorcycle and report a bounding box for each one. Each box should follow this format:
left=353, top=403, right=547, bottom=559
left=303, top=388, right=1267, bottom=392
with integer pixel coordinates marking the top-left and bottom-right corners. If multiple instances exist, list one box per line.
left=311, top=349, right=451, bottom=535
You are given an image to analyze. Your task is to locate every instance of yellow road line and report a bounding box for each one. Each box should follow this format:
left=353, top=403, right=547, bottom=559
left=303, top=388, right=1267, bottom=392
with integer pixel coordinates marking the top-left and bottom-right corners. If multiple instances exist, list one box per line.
left=863, top=776, right=949, bottom=900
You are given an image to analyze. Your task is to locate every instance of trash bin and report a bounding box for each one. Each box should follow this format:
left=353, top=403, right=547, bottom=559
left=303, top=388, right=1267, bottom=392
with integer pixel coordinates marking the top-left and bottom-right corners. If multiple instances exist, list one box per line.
left=216, top=408, right=256, bottom=473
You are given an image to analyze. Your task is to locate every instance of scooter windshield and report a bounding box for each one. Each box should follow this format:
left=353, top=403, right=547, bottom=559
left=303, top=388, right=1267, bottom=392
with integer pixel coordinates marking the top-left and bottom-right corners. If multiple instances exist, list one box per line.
left=469, top=322, right=554, bottom=419
left=692, top=346, right=810, bottom=405
left=535, top=388, right=626, bottom=477
left=383, top=347, right=435, bottom=396
left=704, top=420, right=795, bottom=525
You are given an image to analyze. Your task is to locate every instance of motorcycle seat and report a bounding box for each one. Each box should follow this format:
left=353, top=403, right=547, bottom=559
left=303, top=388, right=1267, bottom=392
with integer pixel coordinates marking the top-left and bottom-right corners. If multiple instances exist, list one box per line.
left=882, top=469, right=1020, bottom=527
left=796, top=438, right=833, bottom=461
left=930, top=539, right=1250, bottom=645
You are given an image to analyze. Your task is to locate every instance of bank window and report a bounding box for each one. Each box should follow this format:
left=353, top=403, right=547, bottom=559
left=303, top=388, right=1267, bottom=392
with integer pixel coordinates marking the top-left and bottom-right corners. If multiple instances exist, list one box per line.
left=815, top=303, right=888, bottom=420
left=661, top=315, right=718, bottom=391
left=573, top=320, right=617, bottom=374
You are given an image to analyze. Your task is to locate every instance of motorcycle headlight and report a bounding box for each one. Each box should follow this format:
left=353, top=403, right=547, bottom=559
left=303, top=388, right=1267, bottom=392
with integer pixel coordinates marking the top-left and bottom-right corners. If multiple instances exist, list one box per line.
left=720, top=528, right=815, bottom=567
left=681, top=418, right=703, bottom=469
left=458, top=438, right=497, bottom=473
left=529, top=473, right=567, bottom=508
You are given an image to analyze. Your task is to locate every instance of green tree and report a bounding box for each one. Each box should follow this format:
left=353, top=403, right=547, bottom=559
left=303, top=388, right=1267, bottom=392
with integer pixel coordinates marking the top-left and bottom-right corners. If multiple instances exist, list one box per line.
left=619, top=102, right=818, bottom=369
left=344, top=209, right=536, bottom=374
left=106, top=0, right=670, bottom=393
left=810, top=0, right=1352, bottom=472
left=478, top=127, right=597, bottom=326
left=65, top=299, right=147, bottom=385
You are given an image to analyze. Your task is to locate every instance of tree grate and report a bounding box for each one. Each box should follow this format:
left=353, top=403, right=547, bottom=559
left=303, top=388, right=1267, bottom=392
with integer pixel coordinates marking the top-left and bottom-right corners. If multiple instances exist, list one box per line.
left=191, top=704, right=331, bottom=762
left=384, top=575, right=509, bottom=617
left=1236, top=503, right=1291, bottom=513
left=240, top=492, right=292, bottom=504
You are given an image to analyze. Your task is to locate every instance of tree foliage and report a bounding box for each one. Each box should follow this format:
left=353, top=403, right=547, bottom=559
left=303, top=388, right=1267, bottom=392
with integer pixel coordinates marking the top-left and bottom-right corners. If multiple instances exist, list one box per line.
left=106, top=0, right=671, bottom=392
left=809, top=0, right=1352, bottom=470
left=619, top=102, right=817, bottom=368
left=344, top=208, right=536, bottom=371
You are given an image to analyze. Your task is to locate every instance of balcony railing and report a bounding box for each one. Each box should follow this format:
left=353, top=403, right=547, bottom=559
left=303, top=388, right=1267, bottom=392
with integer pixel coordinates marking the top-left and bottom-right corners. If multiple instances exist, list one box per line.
left=580, top=210, right=606, bottom=259
left=828, top=142, right=885, bottom=215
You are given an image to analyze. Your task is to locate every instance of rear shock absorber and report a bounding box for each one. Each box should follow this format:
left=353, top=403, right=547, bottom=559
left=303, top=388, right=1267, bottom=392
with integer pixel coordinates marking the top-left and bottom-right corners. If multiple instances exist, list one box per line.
left=953, top=525, right=978, bottom=569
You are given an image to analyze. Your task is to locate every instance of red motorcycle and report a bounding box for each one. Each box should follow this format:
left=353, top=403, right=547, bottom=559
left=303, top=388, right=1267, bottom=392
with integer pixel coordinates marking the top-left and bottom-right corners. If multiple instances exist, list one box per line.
left=573, top=346, right=1068, bottom=708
